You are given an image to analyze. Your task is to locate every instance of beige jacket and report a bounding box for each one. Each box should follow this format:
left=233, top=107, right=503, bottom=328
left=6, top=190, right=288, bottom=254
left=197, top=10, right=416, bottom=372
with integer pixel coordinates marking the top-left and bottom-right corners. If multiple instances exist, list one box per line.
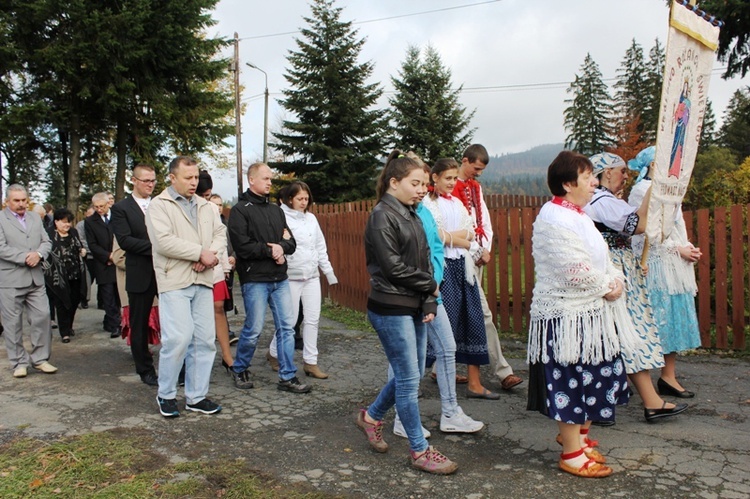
left=146, top=189, right=227, bottom=293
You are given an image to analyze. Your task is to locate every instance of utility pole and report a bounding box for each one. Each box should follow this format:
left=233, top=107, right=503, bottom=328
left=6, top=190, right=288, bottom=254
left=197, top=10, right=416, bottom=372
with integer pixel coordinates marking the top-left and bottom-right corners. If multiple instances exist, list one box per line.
left=246, top=62, right=269, bottom=163
left=233, top=33, right=243, bottom=199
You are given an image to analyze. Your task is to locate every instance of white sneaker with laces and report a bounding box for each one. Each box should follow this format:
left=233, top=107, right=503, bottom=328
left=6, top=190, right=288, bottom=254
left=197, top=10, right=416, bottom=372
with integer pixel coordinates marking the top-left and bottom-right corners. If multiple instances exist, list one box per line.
left=393, top=416, right=431, bottom=439
left=440, top=406, right=484, bottom=433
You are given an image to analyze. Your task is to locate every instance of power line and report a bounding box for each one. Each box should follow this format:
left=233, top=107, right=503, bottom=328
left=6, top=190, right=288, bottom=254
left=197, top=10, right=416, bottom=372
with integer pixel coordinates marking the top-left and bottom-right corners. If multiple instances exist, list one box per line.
left=240, top=67, right=730, bottom=101
left=239, top=0, right=502, bottom=41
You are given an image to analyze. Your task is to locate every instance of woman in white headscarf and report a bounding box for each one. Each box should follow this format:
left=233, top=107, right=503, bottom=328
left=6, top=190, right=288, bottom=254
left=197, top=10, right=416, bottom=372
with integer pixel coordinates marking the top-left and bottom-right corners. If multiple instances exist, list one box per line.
left=584, top=152, right=687, bottom=423
left=628, top=146, right=701, bottom=398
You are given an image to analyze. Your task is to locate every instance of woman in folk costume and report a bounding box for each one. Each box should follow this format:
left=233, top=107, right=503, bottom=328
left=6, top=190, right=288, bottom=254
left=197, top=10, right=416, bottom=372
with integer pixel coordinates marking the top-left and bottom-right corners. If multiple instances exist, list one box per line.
left=583, top=151, right=688, bottom=423
left=422, top=158, right=497, bottom=400
left=527, top=151, right=631, bottom=478
left=628, top=146, right=701, bottom=398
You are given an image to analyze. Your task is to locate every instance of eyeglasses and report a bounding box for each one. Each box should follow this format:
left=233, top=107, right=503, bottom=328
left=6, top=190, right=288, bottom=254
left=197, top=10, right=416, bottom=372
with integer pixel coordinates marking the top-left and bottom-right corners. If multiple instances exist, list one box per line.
left=133, top=177, right=157, bottom=184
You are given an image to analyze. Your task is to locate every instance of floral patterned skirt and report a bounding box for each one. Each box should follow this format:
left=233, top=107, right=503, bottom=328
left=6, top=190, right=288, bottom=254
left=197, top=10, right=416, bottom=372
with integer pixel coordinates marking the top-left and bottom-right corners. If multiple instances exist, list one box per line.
left=528, top=320, right=630, bottom=425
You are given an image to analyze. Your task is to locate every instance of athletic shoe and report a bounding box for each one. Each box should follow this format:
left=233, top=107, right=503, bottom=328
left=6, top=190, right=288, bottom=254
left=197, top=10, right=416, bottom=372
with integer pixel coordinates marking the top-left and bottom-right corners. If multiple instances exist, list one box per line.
left=355, top=408, right=388, bottom=453
left=232, top=369, right=254, bottom=389
left=410, top=446, right=458, bottom=475
left=393, top=416, right=431, bottom=439
left=33, top=362, right=58, bottom=374
left=156, top=396, right=179, bottom=418
left=186, top=398, right=222, bottom=415
left=277, top=376, right=312, bottom=393
left=440, top=406, right=484, bottom=433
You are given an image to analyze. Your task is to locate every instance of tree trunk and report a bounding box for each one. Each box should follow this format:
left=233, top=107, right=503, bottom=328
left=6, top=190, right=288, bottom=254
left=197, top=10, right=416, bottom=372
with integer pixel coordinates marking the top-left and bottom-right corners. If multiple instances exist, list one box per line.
left=115, top=117, right=127, bottom=201
left=66, top=113, right=82, bottom=215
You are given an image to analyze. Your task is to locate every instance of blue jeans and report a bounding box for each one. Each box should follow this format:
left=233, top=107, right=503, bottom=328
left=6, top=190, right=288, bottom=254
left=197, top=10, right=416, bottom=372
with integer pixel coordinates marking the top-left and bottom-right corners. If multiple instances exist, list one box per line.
left=235, top=280, right=297, bottom=381
left=390, top=304, right=458, bottom=420
left=367, top=310, right=428, bottom=453
left=157, top=285, right=216, bottom=404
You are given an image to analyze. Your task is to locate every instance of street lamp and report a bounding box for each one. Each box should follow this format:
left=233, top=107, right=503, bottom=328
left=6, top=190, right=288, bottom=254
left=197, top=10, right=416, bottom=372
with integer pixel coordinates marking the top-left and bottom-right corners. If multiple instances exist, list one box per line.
left=246, top=62, right=269, bottom=163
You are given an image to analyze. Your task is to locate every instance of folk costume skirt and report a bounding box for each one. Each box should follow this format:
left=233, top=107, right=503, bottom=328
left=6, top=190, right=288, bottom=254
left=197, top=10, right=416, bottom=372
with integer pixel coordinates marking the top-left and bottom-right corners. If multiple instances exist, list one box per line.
left=440, top=256, right=489, bottom=366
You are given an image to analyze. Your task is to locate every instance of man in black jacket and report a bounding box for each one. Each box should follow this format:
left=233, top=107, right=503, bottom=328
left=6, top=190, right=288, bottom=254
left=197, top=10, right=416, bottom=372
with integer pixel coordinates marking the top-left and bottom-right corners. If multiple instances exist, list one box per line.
left=110, top=165, right=159, bottom=386
left=85, top=192, right=121, bottom=337
left=228, top=162, right=311, bottom=394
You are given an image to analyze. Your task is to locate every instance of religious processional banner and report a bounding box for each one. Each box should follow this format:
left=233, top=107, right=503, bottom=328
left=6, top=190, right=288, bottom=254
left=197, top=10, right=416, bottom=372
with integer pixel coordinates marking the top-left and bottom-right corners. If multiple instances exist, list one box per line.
left=648, top=0, right=721, bottom=243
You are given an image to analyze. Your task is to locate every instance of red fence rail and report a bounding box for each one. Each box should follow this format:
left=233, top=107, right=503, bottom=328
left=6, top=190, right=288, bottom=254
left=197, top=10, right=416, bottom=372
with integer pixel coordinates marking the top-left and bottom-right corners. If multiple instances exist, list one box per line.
left=316, top=197, right=749, bottom=350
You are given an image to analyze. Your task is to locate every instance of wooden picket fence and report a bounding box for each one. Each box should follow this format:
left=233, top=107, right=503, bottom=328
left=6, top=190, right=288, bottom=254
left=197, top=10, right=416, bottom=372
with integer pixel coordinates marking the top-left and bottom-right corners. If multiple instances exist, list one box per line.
left=315, top=197, right=749, bottom=351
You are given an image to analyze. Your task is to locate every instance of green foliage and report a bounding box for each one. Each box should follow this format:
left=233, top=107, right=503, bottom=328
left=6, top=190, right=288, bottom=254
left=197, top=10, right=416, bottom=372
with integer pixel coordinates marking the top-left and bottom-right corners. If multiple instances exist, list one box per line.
left=718, top=87, right=750, bottom=162
left=273, top=0, right=388, bottom=203
left=614, top=39, right=648, bottom=135
left=389, top=45, right=475, bottom=162
left=563, top=54, right=614, bottom=155
left=697, top=0, right=750, bottom=78
left=3, top=0, right=233, bottom=212
left=642, top=38, right=666, bottom=144
left=684, top=146, right=740, bottom=209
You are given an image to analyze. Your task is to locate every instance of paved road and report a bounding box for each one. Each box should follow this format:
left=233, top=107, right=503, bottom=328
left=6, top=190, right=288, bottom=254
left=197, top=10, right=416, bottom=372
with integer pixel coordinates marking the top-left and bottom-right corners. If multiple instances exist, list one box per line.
left=1, top=293, right=749, bottom=498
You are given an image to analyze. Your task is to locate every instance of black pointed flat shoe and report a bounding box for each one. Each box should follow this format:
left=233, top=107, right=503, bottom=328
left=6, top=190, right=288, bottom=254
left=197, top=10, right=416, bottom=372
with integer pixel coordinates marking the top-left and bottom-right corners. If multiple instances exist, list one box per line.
left=657, top=378, right=695, bottom=398
left=644, top=401, right=688, bottom=422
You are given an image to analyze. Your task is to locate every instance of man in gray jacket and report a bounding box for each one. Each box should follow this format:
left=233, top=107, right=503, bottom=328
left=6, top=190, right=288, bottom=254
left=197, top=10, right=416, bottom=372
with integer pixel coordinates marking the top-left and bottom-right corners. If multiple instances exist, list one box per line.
left=0, top=185, right=57, bottom=378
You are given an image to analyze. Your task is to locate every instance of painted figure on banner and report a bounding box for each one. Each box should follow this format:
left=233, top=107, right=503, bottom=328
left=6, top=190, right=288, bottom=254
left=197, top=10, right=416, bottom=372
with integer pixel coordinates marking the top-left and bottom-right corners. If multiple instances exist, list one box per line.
left=668, top=80, right=691, bottom=179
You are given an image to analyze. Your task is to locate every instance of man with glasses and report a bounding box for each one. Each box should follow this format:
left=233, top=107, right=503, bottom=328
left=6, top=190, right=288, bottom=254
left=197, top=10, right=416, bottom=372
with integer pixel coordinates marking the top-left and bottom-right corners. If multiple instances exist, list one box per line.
left=111, top=165, right=159, bottom=386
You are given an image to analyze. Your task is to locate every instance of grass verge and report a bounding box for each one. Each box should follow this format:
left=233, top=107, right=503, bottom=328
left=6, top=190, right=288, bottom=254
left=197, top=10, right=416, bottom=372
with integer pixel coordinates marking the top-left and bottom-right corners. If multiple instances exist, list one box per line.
left=320, top=298, right=374, bottom=333
left=0, top=429, right=333, bottom=498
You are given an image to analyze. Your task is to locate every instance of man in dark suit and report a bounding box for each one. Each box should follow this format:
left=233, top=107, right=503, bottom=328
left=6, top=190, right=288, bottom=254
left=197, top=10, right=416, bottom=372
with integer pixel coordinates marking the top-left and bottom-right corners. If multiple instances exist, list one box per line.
left=0, top=184, right=57, bottom=377
left=111, top=165, right=159, bottom=386
left=85, top=192, right=121, bottom=337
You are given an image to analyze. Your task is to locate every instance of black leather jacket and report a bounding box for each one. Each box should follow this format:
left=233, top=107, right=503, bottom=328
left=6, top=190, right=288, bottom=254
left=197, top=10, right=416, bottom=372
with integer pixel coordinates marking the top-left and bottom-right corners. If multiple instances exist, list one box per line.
left=364, top=193, right=438, bottom=316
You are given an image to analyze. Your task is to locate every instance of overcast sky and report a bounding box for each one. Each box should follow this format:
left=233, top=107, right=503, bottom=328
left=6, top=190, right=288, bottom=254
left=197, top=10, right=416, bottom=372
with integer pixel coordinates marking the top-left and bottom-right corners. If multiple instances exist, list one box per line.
left=207, top=0, right=749, bottom=198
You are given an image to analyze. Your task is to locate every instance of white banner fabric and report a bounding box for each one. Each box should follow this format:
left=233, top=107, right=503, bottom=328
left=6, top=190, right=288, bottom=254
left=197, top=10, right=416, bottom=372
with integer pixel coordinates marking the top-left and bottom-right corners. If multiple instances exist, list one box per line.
left=648, top=1, right=720, bottom=243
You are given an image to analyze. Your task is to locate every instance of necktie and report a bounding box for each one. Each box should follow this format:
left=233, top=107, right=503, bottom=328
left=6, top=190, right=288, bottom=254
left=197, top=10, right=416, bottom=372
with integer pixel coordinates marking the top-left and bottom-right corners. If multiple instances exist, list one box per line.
left=104, top=214, right=109, bottom=225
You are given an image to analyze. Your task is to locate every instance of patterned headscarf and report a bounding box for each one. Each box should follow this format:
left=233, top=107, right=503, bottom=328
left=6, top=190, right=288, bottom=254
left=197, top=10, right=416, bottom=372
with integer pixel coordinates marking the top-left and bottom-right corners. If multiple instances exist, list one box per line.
left=627, top=146, right=655, bottom=184
left=589, top=152, right=626, bottom=177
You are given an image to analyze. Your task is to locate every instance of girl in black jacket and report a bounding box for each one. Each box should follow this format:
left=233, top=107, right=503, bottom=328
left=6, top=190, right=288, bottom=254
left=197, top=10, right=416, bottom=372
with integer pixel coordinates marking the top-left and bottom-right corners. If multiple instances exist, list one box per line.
left=355, top=151, right=457, bottom=475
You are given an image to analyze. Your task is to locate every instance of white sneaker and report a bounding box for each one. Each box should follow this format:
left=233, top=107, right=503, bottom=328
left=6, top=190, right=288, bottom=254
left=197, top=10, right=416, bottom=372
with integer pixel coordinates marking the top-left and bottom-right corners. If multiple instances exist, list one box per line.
left=393, top=416, right=431, bottom=439
left=440, top=407, right=484, bottom=433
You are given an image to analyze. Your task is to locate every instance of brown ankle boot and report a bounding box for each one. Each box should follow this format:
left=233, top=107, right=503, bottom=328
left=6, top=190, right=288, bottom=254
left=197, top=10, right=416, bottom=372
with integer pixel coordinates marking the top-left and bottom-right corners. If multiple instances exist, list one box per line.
left=265, top=351, right=279, bottom=372
left=303, top=363, right=329, bottom=379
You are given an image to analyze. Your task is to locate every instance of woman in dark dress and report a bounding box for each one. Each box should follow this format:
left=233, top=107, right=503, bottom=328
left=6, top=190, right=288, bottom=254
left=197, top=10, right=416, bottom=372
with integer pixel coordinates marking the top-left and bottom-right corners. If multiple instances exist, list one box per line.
left=45, top=208, right=86, bottom=343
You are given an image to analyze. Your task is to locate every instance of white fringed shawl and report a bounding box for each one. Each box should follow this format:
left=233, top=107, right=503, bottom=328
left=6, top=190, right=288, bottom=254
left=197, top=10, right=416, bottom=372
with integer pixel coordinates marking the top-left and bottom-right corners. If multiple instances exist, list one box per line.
left=629, top=181, right=697, bottom=295
left=527, top=218, right=642, bottom=366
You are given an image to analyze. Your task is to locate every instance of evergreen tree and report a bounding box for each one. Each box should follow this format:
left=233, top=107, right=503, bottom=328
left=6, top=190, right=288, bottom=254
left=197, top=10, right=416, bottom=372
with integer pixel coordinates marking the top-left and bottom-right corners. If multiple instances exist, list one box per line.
left=614, top=39, right=647, bottom=133
left=698, top=99, right=717, bottom=153
left=6, top=0, right=233, bottom=212
left=718, top=87, right=750, bottom=162
left=563, top=54, right=614, bottom=156
left=273, top=0, right=388, bottom=202
left=642, top=38, right=665, bottom=144
left=389, top=45, right=475, bottom=162
left=685, top=0, right=750, bottom=78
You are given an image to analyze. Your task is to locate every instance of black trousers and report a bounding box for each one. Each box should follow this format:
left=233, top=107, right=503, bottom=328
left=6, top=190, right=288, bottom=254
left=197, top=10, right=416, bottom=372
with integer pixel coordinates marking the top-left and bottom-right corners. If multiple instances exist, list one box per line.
left=99, top=282, right=121, bottom=332
left=52, top=279, right=81, bottom=337
left=127, top=280, right=157, bottom=376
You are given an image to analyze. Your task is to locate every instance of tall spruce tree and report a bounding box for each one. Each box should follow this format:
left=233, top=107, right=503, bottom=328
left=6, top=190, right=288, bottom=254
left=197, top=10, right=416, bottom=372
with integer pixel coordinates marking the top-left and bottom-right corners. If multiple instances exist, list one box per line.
left=389, top=45, right=475, bottom=162
left=718, top=87, right=750, bottom=162
left=563, top=54, right=614, bottom=155
left=642, top=39, right=665, bottom=144
left=273, top=0, right=388, bottom=202
left=698, top=99, right=717, bottom=153
left=615, top=40, right=647, bottom=123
